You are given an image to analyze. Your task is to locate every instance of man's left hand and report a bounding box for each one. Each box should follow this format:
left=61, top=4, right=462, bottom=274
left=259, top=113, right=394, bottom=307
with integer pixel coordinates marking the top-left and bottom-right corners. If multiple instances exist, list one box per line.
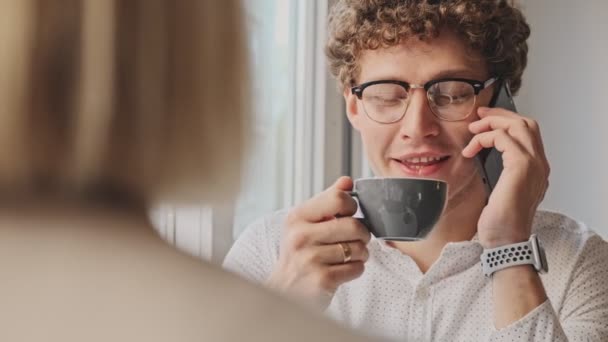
left=462, top=106, right=550, bottom=248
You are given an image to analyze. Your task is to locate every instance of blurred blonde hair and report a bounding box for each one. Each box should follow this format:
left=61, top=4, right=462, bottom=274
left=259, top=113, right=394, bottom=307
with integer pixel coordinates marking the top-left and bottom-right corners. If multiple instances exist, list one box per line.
left=0, top=0, right=248, bottom=207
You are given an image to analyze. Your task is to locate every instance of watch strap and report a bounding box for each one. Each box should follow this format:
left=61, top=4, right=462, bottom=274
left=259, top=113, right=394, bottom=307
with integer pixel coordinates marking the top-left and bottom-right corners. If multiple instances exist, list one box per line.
left=480, top=234, right=545, bottom=277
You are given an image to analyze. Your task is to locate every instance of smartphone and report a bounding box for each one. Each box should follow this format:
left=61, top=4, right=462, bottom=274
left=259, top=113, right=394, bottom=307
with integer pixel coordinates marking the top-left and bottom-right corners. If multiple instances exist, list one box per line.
left=475, top=80, right=517, bottom=197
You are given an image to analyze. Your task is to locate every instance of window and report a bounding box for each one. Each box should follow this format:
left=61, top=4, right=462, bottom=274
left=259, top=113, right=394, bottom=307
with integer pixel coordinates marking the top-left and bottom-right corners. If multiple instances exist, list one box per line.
left=152, top=0, right=353, bottom=263
left=232, top=0, right=295, bottom=238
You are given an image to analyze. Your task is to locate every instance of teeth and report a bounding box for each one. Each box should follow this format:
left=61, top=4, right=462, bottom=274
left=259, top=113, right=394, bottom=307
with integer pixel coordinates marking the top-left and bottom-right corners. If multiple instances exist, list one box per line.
left=403, top=156, right=444, bottom=164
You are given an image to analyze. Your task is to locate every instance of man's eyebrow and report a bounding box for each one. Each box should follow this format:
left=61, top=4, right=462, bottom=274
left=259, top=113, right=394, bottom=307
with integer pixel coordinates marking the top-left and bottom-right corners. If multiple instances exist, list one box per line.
left=429, top=68, right=484, bottom=80
left=357, top=68, right=486, bottom=85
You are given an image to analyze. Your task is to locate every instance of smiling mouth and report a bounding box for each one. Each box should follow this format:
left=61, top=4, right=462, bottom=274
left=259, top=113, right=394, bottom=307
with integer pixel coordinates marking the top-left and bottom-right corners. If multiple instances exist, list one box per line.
left=393, top=155, right=451, bottom=174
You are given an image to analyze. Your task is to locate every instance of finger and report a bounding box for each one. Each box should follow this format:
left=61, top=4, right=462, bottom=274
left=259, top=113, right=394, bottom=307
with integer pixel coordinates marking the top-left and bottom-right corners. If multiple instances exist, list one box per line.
left=466, top=130, right=547, bottom=197
left=468, top=115, right=539, bottom=155
left=525, top=119, right=551, bottom=172
left=471, top=114, right=551, bottom=176
left=478, top=106, right=538, bottom=131
left=477, top=107, right=548, bottom=157
left=307, top=217, right=371, bottom=244
left=462, top=129, right=527, bottom=160
left=305, top=241, right=369, bottom=265
left=477, top=106, right=518, bottom=118
left=316, top=261, right=365, bottom=291
left=292, top=177, right=357, bottom=223
left=333, top=176, right=354, bottom=191
left=469, top=114, right=529, bottom=134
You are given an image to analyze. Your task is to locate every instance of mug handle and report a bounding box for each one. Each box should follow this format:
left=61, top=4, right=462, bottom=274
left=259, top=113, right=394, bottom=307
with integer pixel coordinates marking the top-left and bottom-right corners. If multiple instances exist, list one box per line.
left=341, top=191, right=368, bottom=227
left=335, top=191, right=359, bottom=219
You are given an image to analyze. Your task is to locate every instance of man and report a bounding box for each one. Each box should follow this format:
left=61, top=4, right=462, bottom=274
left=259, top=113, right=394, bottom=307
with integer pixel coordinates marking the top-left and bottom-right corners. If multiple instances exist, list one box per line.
left=224, top=0, right=608, bottom=340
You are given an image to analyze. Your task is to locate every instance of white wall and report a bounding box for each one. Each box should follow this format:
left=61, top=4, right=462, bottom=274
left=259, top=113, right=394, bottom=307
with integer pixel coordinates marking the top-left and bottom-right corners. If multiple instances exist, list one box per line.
left=517, top=1, right=608, bottom=237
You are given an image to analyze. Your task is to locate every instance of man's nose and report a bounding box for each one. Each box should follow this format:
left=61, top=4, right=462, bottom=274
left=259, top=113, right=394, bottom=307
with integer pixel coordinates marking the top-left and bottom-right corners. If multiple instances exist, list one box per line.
left=398, top=89, right=440, bottom=140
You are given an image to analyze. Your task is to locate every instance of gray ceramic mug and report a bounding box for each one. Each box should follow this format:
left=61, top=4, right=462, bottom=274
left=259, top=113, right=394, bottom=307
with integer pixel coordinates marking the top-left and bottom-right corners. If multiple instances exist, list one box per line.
left=350, top=178, right=448, bottom=241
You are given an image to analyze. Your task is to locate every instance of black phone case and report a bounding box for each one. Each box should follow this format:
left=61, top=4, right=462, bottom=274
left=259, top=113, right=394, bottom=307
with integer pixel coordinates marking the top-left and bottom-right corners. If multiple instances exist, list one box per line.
left=476, top=81, right=516, bottom=196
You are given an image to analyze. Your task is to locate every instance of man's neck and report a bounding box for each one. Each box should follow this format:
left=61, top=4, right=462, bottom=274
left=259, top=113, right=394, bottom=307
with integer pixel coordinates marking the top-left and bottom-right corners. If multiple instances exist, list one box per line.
left=387, top=178, right=487, bottom=273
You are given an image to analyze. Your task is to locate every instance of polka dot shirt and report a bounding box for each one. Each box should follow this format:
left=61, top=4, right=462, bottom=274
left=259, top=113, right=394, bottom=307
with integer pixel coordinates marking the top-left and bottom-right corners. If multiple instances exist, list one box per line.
left=224, top=210, right=608, bottom=341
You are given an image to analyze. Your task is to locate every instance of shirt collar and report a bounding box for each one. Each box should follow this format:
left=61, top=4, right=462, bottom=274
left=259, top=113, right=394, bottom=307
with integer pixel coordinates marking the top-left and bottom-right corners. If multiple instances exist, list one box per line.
left=371, top=235, right=484, bottom=284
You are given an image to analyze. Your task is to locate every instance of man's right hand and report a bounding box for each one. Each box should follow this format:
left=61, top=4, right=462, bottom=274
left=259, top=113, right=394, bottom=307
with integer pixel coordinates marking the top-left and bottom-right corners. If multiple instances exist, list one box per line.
left=267, top=176, right=371, bottom=309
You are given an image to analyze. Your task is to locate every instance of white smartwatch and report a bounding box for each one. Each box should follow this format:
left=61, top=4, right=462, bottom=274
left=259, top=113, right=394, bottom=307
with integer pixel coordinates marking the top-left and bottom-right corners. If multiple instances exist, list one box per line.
left=480, top=234, right=548, bottom=277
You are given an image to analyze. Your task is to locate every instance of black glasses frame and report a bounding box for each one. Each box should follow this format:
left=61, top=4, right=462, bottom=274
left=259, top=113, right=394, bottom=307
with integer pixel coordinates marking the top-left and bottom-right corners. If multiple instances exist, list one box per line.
left=350, top=77, right=498, bottom=123
left=351, top=77, right=495, bottom=99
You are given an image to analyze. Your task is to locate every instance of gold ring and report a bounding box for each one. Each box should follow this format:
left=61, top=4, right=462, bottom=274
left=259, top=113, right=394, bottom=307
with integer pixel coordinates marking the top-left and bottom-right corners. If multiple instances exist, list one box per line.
left=339, top=242, right=352, bottom=263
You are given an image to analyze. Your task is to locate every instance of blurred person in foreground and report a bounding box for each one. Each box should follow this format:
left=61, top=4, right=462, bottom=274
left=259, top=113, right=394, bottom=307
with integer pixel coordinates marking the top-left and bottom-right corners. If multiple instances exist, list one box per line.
left=0, top=1, right=381, bottom=341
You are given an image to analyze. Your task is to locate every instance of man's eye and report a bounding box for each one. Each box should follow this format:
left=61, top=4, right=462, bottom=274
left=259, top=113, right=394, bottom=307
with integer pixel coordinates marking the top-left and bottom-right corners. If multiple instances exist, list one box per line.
left=368, top=92, right=406, bottom=100
left=369, top=96, right=402, bottom=105
left=450, top=94, right=472, bottom=103
left=431, top=92, right=473, bottom=106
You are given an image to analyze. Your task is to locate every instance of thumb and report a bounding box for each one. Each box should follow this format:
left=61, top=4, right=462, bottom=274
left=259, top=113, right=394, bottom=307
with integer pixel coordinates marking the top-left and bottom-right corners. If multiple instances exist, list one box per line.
left=332, top=176, right=354, bottom=192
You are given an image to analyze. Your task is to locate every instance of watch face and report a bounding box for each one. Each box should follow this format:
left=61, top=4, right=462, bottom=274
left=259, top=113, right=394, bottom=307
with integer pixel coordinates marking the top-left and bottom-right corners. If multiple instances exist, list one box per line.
left=531, top=235, right=549, bottom=274
left=539, top=244, right=549, bottom=273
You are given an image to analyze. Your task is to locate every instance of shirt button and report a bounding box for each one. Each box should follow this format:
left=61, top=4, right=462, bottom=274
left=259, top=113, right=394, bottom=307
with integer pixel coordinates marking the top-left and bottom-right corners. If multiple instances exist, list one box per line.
left=416, top=288, right=429, bottom=299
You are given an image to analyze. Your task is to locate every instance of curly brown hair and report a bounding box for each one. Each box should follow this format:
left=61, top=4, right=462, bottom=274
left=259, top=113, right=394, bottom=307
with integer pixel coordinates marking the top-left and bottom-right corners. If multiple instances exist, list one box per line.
left=326, top=0, right=530, bottom=94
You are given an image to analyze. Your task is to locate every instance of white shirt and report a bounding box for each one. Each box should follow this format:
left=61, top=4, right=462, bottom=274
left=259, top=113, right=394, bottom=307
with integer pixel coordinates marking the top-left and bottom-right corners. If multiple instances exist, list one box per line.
left=223, top=210, right=608, bottom=341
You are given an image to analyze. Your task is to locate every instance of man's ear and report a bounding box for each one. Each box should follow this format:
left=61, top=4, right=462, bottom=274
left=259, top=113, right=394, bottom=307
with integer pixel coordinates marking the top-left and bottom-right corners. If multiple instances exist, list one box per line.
left=344, top=87, right=361, bottom=131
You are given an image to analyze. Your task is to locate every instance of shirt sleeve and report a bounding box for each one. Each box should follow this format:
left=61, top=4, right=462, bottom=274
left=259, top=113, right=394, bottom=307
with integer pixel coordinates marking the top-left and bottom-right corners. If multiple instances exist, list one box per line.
left=489, top=234, right=608, bottom=342
left=222, top=211, right=285, bottom=284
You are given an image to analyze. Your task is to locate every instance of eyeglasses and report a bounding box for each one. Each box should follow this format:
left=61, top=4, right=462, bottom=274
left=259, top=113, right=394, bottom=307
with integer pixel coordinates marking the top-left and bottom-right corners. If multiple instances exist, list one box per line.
left=351, top=77, right=498, bottom=123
